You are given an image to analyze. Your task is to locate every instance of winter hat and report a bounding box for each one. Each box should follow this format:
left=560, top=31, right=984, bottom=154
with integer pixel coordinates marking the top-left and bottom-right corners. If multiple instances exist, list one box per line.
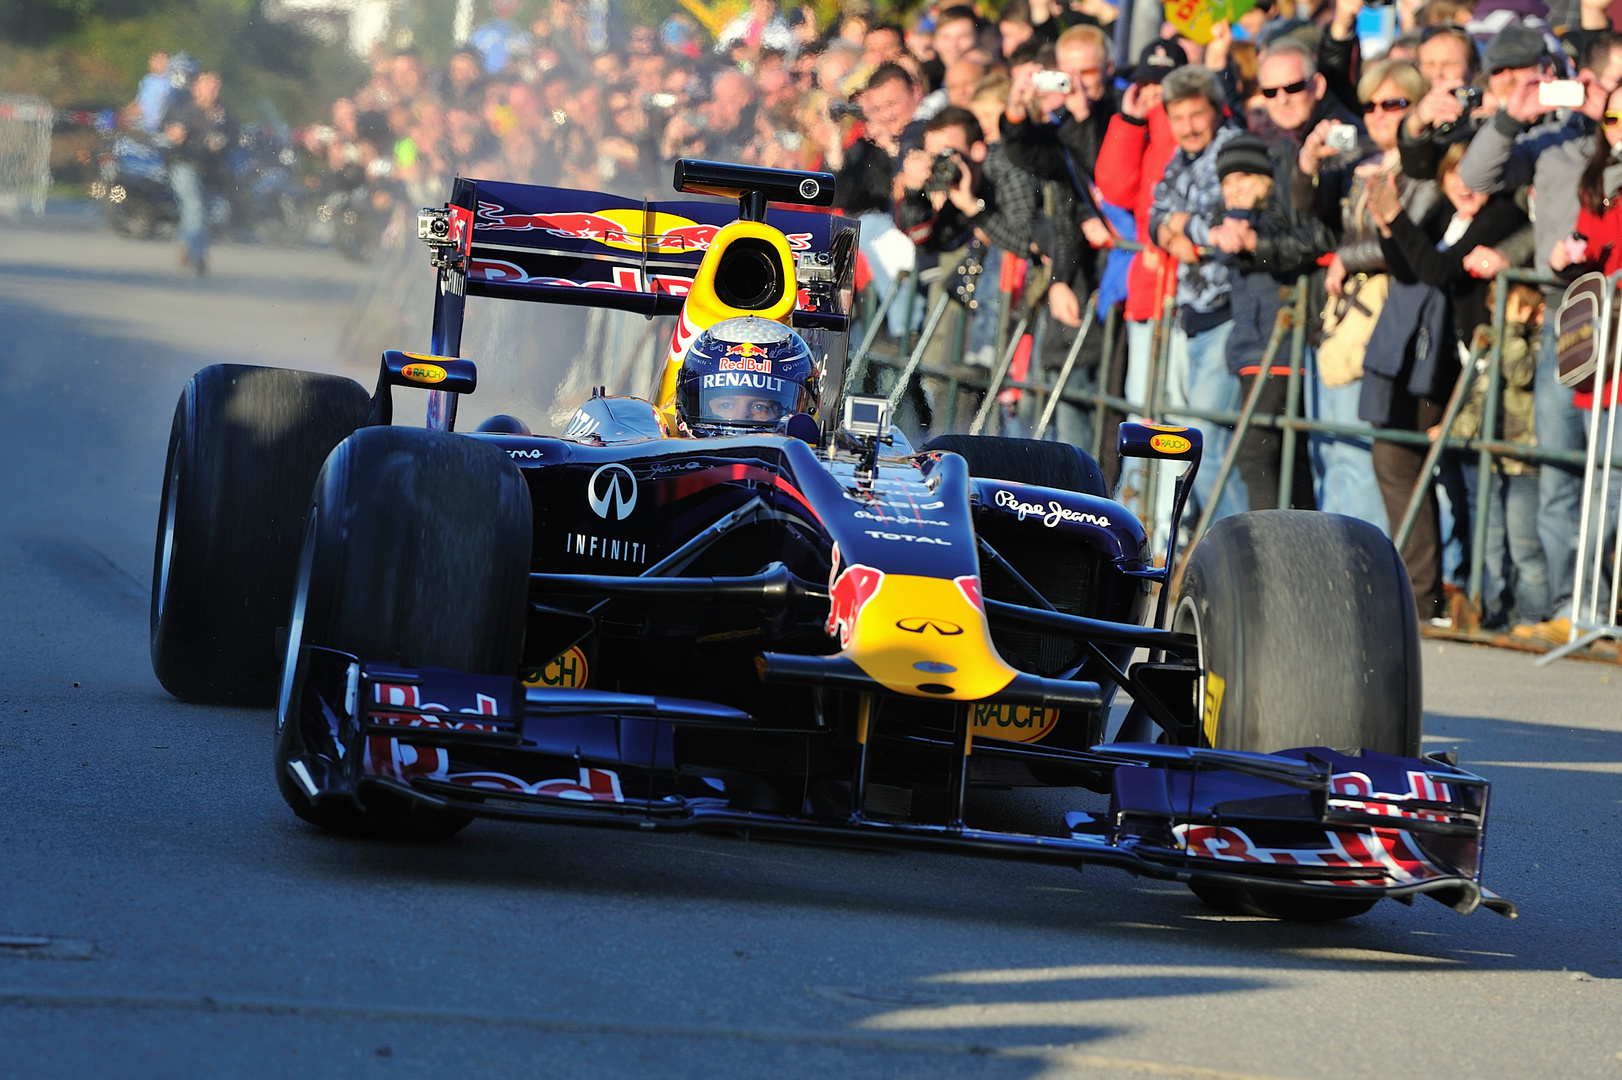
left=1216, top=133, right=1273, bottom=178
left=1482, top=22, right=1547, bottom=74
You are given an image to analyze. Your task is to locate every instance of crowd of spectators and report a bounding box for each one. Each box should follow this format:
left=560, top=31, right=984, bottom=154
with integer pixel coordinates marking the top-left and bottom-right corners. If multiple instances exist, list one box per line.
left=162, top=0, right=1622, bottom=643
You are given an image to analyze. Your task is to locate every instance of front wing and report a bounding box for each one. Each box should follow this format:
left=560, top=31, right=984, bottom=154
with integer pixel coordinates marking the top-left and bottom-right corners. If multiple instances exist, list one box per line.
left=280, top=648, right=1516, bottom=918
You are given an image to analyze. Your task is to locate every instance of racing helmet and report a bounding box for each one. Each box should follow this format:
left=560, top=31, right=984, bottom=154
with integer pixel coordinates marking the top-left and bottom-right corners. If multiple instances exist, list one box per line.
left=676, top=316, right=817, bottom=437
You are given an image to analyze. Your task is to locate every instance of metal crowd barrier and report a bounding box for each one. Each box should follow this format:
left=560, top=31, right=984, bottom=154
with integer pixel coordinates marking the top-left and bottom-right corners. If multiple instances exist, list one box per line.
left=852, top=257, right=1622, bottom=634
left=1537, top=270, right=1622, bottom=664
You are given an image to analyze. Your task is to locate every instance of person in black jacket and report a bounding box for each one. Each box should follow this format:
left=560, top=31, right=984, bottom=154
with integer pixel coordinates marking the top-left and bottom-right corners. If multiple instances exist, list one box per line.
left=163, top=69, right=234, bottom=275
left=894, top=107, right=1041, bottom=428
left=1208, top=133, right=1334, bottom=509
left=829, top=63, right=922, bottom=338
left=1366, top=140, right=1529, bottom=621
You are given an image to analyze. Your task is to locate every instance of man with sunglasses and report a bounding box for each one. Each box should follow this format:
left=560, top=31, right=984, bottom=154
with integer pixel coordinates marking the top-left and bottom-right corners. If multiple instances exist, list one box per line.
left=1254, top=38, right=1364, bottom=161
left=1458, top=30, right=1622, bottom=644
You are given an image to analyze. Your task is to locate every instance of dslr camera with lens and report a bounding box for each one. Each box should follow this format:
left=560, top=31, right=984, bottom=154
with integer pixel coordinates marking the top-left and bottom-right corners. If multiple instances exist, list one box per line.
left=923, top=150, right=962, bottom=193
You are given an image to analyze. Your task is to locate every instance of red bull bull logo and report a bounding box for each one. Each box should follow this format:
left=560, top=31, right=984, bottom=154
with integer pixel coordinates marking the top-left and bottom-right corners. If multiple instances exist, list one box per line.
left=826, top=563, right=885, bottom=649
left=474, top=203, right=722, bottom=254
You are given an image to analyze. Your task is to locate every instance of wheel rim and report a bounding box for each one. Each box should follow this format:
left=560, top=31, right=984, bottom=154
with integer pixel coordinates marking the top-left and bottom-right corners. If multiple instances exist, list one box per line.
left=1172, top=595, right=1209, bottom=748
left=156, top=454, right=180, bottom=624
left=277, top=508, right=317, bottom=732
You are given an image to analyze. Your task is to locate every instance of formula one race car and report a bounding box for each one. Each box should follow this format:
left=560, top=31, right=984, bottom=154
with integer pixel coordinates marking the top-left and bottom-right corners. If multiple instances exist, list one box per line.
left=150, top=160, right=1514, bottom=921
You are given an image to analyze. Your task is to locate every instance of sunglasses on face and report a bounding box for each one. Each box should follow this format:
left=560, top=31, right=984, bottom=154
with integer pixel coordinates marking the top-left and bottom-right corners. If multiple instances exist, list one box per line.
left=1605, top=112, right=1622, bottom=126
left=1260, top=79, right=1309, bottom=98
left=1363, top=97, right=1410, bottom=114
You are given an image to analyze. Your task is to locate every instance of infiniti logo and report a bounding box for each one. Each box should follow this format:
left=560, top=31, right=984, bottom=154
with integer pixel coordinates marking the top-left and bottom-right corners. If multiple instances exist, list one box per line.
left=896, top=618, right=963, bottom=635
left=587, top=463, right=638, bottom=520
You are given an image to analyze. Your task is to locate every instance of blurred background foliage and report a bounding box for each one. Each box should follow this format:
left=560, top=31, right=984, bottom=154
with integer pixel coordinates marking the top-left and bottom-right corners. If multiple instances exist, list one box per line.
left=0, top=0, right=858, bottom=120
left=0, top=0, right=367, bottom=119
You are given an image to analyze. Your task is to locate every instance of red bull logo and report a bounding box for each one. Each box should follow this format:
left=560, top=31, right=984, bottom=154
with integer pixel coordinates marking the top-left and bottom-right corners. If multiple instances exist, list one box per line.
left=474, top=201, right=817, bottom=252
left=719, top=341, right=773, bottom=372
left=826, top=563, right=885, bottom=649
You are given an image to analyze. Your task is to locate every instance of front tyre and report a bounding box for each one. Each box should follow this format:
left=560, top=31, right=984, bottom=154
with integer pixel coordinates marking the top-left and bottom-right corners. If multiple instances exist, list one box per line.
left=274, top=426, right=532, bottom=839
left=1176, top=510, right=1421, bottom=921
left=151, top=365, right=370, bottom=704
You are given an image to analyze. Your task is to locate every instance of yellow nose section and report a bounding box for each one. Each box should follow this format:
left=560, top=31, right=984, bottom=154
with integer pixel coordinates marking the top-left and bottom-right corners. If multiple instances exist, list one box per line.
left=844, top=575, right=1019, bottom=701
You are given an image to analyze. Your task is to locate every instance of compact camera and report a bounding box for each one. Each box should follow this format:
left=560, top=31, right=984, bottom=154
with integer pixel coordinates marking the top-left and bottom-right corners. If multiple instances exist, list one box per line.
left=1031, top=70, right=1073, bottom=95
left=1452, top=86, right=1484, bottom=110
left=1324, top=123, right=1359, bottom=154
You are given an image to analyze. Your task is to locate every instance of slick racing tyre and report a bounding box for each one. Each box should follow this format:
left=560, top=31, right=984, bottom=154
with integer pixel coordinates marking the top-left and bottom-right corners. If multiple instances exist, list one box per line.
left=1176, top=510, right=1422, bottom=921
left=921, top=434, right=1109, bottom=499
left=151, top=364, right=370, bottom=704
left=275, top=426, right=532, bottom=840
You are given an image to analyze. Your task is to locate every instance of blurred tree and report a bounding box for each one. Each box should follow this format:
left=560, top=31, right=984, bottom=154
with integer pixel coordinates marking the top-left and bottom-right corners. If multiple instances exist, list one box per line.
left=0, top=0, right=364, bottom=121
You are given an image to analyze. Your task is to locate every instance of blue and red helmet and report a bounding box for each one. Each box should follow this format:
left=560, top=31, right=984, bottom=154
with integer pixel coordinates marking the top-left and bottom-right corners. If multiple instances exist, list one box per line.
left=676, top=316, right=817, bottom=437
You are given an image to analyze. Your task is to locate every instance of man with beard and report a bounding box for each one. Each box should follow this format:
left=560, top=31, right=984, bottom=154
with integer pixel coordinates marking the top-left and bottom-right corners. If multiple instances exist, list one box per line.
left=1148, top=65, right=1247, bottom=525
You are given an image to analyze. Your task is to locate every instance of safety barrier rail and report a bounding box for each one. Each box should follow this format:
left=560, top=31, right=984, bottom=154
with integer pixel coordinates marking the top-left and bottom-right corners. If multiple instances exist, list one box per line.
left=851, top=257, right=1620, bottom=631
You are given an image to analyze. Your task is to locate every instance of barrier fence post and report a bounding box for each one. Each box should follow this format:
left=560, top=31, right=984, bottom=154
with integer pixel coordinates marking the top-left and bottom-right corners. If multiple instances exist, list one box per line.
left=1468, top=281, right=1512, bottom=609
left=1544, top=271, right=1622, bottom=662
left=1030, top=296, right=1096, bottom=440
left=886, top=291, right=953, bottom=413
left=1395, top=333, right=1482, bottom=552
left=843, top=272, right=908, bottom=397
left=1092, top=304, right=1118, bottom=462
left=1189, top=306, right=1292, bottom=549
left=1139, top=302, right=1176, bottom=534
left=1276, top=279, right=1309, bottom=509
left=1581, top=285, right=1622, bottom=632
left=970, top=306, right=1036, bottom=435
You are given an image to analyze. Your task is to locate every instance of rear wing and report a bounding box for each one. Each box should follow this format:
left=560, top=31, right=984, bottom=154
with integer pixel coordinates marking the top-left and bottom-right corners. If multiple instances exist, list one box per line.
left=428, top=176, right=859, bottom=331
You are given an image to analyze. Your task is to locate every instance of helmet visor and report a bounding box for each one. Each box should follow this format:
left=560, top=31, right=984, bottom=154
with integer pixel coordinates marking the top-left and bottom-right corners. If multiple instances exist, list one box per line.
left=689, top=371, right=813, bottom=428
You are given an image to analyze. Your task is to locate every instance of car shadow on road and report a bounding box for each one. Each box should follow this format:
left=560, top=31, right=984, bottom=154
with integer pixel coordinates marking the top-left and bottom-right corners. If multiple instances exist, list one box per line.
left=251, top=709, right=1622, bottom=991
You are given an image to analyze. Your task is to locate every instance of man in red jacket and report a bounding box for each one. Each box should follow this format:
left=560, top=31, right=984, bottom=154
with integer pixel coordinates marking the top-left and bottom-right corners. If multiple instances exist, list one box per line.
left=1094, top=39, right=1185, bottom=517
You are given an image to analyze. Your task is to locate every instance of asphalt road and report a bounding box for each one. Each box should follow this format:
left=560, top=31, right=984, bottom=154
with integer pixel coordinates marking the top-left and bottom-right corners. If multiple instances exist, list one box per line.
left=2, top=217, right=1619, bottom=1080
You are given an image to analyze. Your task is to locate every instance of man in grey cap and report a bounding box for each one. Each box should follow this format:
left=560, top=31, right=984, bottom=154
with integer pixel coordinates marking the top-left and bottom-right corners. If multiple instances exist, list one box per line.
left=1458, top=30, right=1622, bottom=642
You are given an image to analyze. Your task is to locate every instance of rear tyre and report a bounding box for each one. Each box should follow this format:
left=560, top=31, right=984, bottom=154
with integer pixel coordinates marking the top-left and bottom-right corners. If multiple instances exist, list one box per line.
left=151, top=365, right=370, bottom=704
left=1176, top=510, right=1421, bottom=921
left=275, top=426, right=532, bottom=839
left=921, top=434, right=1108, bottom=499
